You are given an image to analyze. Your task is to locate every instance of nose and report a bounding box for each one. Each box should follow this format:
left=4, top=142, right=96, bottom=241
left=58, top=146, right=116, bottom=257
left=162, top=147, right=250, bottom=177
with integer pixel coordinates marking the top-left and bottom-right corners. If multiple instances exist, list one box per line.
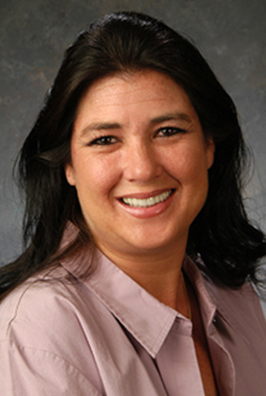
left=123, top=140, right=162, bottom=182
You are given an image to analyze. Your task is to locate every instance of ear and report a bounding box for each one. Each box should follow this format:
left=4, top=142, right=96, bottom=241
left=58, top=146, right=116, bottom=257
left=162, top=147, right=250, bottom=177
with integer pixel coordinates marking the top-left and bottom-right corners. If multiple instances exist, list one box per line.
left=65, top=163, right=76, bottom=186
left=206, top=138, right=215, bottom=169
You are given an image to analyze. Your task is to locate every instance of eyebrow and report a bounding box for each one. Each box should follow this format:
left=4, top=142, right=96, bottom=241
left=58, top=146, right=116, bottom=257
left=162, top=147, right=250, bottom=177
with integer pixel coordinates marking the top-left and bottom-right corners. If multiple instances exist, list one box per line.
left=150, top=112, right=193, bottom=124
left=80, top=112, right=193, bottom=137
left=80, top=122, right=121, bottom=137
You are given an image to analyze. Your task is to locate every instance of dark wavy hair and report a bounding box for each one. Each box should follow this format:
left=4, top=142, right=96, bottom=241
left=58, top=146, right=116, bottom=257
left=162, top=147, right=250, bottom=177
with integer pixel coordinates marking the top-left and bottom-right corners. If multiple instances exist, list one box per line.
left=1, top=11, right=265, bottom=300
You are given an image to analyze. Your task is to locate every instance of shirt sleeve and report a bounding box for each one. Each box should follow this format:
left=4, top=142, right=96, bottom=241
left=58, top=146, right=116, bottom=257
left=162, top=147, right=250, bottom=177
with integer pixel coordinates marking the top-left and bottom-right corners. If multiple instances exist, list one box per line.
left=0, top=339, right=103, bottom=396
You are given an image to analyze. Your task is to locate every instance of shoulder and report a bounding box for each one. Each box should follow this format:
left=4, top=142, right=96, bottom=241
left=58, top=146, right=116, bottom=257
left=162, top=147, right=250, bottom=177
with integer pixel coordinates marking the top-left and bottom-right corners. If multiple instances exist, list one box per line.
left=195, top=259, right=266, bottom=394
left=0, top=266, right=100, bottom=342
left=0, top=266, right=104, bottom=394
left=196, top=257, right=266, bottom=335
left=1, top=268, right=77, bottom=328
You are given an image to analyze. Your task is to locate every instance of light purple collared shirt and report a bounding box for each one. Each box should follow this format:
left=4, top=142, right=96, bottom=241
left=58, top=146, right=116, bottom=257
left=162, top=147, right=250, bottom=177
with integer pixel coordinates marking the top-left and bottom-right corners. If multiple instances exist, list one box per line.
left=1, top=249, right=266, bottom=395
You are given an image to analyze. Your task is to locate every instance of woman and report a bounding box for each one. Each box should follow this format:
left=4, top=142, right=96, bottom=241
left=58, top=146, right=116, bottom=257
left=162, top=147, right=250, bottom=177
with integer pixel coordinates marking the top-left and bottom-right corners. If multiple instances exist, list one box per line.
left=1, top=11, right=266, bottom=396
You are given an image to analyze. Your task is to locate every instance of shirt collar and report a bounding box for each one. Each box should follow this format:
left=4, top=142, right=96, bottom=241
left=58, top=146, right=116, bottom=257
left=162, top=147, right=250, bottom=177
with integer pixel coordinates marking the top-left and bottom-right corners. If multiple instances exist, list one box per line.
left=84, top=252, right=177, bottom=358
left=59, top=224, right=218, bottom=357
left=183, top=255, right=218, bottom=328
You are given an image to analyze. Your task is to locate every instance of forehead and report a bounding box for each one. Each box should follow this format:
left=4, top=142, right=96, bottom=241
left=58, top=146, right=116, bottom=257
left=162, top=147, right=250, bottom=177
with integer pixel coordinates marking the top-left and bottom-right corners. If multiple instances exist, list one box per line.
left=75, top=70, right=198, bottom=122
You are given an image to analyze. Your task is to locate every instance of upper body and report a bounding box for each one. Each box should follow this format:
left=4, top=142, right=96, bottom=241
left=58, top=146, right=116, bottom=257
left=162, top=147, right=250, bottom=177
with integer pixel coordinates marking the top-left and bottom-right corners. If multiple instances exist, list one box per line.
left=1, top=11, right=266, bottom=396
left=1, top=237, right=266, bottom=396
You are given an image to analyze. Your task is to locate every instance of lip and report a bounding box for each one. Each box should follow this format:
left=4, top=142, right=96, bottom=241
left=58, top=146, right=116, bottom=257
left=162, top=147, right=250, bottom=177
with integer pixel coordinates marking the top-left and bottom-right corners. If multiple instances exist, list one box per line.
left=117, top=189, right=176, bottom=219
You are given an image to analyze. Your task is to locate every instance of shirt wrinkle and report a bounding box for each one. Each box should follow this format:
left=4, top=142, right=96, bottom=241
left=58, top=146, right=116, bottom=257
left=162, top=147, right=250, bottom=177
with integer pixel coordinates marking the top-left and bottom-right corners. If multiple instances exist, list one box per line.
left=8, top=339, right=94, bottom=381
left=2, top=225, right=266, bottom=396
left=4, top=281, right=39, bottom=338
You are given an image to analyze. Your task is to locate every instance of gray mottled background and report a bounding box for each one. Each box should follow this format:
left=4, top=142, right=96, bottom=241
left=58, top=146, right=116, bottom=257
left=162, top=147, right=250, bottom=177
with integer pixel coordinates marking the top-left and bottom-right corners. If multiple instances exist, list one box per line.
left=1, top=0, right=266, bottom=267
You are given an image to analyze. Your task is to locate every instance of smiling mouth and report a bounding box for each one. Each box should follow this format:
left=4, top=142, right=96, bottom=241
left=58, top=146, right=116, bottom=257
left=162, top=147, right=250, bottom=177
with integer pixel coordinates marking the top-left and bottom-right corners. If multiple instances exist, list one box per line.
left=121, top=189, right=174, bottom=208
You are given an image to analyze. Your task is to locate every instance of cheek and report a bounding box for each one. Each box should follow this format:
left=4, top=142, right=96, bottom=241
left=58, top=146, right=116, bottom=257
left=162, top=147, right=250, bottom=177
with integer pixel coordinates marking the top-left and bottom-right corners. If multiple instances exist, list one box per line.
left=164, top=144, right=208, bottom=184
left=73, top=153, right=121, bottom=198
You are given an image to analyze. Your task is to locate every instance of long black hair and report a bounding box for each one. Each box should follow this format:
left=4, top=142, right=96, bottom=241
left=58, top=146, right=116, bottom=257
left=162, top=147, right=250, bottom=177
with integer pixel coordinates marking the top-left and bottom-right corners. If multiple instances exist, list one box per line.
left=1, top=11, right=265, bottom=300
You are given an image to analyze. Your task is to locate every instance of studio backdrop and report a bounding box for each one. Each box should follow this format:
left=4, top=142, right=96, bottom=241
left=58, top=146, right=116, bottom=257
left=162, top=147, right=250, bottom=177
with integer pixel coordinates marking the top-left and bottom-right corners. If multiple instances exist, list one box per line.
left=1, top=0, right=265, bottom=265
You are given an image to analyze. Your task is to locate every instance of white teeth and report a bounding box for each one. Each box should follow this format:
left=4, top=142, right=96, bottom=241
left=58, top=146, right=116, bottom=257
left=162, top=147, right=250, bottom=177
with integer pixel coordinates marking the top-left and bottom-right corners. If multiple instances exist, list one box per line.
left=122, top=190, right=172, bottom=208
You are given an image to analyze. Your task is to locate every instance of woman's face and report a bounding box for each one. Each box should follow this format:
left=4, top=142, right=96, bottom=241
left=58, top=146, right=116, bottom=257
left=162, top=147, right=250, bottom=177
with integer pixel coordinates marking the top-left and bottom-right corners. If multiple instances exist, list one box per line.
left=65, top=70, right=214, bottom=261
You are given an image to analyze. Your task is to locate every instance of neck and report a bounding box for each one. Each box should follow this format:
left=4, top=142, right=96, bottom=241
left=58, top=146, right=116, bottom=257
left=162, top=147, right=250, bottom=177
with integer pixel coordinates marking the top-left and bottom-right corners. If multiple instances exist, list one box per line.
left=98, top=241, right=189, bottom=312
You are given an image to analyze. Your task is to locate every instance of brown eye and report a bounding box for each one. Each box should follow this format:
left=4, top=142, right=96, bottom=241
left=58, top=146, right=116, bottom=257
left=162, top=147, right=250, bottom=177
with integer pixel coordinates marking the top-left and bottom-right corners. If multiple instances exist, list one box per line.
left=89, top=136, right=117, bottom=146
left=157, top=127, right=187, bottom=137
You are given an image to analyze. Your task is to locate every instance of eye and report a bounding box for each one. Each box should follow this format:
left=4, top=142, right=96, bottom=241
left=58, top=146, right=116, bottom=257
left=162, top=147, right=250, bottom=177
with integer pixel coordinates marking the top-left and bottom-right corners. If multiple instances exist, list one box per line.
left=88, top=135, right=117, bottom=146
left=156, top=127, right=187, bottom=137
